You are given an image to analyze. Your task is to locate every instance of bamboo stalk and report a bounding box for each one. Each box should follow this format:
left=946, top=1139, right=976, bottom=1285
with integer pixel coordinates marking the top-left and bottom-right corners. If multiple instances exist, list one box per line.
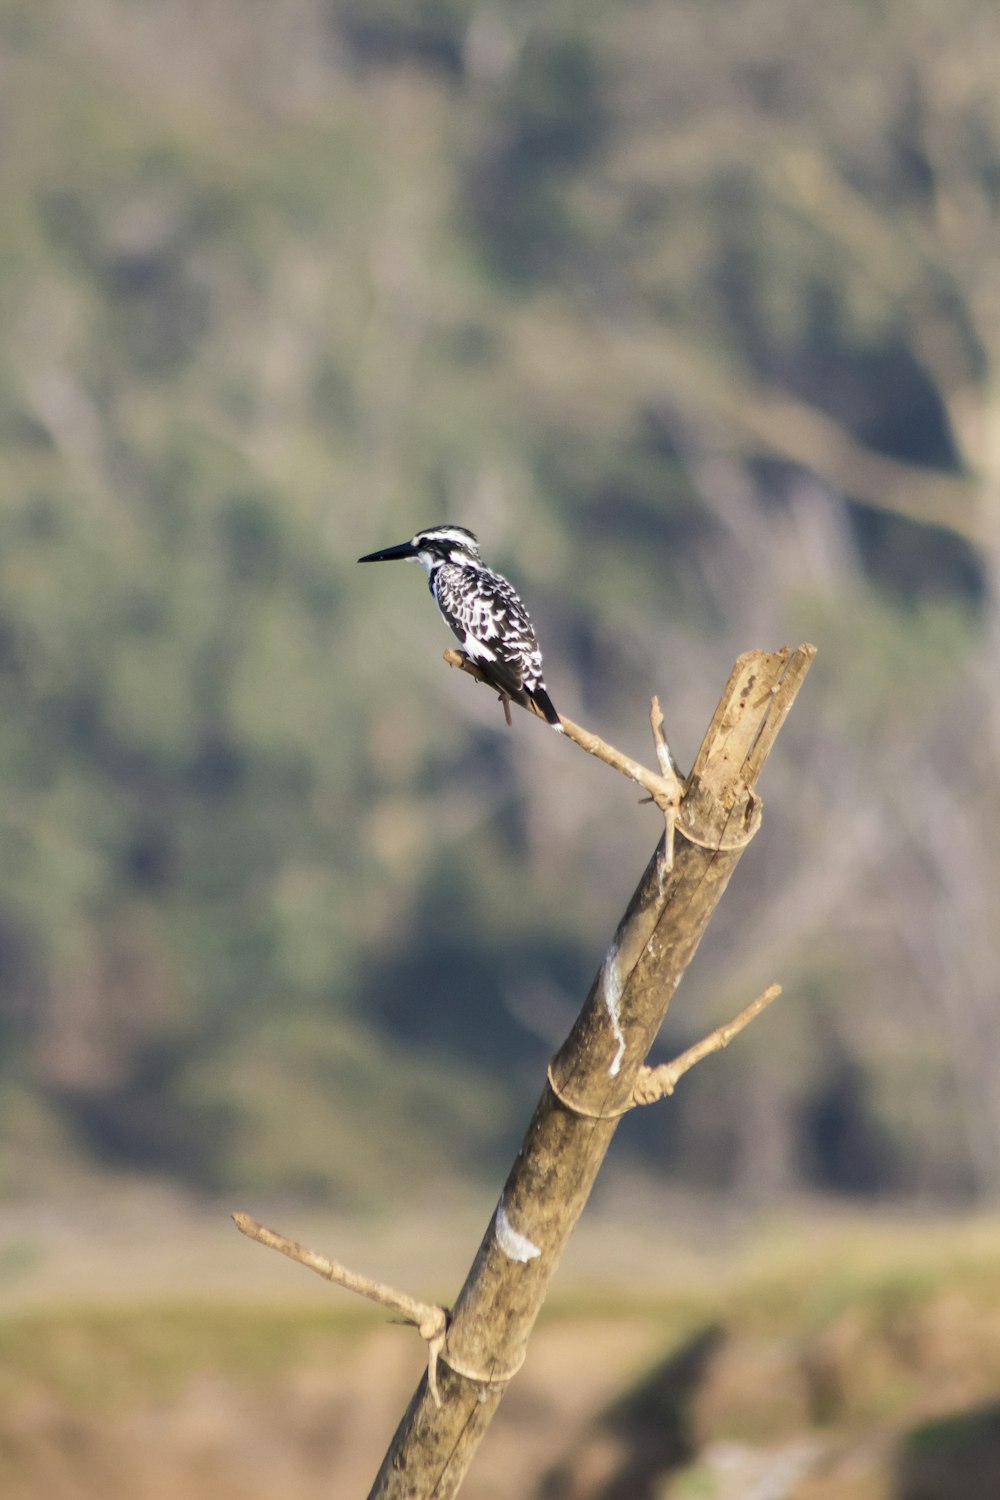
left=363, top=644, right=815, bottom=1499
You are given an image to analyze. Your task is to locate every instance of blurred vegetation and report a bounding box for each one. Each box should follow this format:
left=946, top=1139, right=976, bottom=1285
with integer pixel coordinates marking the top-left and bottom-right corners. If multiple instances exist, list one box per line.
left=0, top=0, right=998, bottom=1206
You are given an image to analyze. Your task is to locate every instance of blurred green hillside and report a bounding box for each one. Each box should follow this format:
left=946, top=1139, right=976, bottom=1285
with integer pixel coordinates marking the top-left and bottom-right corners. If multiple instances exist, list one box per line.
left=1, top=0, right=998, bottom=1207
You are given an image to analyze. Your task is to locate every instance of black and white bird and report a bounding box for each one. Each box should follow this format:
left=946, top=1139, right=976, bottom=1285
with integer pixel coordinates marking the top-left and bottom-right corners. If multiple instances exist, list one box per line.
left=358, top=524, right=563, bottom=730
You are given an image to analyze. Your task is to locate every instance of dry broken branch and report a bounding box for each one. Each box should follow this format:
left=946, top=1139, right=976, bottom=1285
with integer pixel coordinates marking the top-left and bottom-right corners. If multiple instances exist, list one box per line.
left=443, top=648, right=686, bottom=861
left=232, top=1212, right=449, bottom=1407
left=631, top=983, right=783, bottom=1105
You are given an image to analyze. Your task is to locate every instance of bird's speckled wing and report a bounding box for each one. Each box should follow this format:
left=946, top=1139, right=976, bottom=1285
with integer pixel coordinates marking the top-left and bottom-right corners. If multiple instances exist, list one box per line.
left=432, top=563, right=546, bottom=694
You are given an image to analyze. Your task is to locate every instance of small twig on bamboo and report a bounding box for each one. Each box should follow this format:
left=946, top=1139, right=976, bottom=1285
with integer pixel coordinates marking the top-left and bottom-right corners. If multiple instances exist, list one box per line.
left=443, top=649, right=685, bottom=863
left=648, top=694, right=684, bottom=867
left=631, top=984, right=783, bottom=1106
left=232, top=1213, right=449, bottom=1407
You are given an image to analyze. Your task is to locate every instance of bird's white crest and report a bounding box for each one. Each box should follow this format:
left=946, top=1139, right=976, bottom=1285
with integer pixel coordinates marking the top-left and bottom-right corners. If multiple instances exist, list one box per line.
left=412, top=525, right=479, bottom=547
left=411, top=526, right=481, bottom=569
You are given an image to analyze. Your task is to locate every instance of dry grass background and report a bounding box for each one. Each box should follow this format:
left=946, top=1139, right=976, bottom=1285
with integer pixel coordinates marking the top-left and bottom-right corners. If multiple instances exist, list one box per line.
left=4, top=1188, right=1000, bottom=1499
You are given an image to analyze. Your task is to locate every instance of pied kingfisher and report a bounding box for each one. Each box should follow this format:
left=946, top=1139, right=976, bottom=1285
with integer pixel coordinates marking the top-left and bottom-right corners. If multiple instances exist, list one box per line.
left=358, top=524, right=563, bottom=730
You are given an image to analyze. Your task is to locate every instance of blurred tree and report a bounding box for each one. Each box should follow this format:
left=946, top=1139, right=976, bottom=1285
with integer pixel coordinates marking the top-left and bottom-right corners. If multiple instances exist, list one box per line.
left=0, top=0, right=997, bottom=1206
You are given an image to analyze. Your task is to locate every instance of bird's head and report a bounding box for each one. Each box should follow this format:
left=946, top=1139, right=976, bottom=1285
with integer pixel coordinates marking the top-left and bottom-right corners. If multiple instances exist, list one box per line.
left=358, top=525, right=482, bottom=572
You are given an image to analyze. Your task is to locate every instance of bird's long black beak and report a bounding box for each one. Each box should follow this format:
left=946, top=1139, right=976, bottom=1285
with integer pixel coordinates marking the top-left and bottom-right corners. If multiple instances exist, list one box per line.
left=357, top=540, right=418, bottom=564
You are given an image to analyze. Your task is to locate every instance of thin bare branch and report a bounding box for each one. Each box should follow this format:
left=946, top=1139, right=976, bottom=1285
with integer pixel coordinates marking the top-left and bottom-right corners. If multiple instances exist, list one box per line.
left=649, top=694, right=684, bottom=867
left=232, top=1212, right=448, bottom=1407
left=443, top=648, right=684, bottom=806
left=631, top=984, right=783, bottom=1105
left=649, top=694, right=682, bottom=780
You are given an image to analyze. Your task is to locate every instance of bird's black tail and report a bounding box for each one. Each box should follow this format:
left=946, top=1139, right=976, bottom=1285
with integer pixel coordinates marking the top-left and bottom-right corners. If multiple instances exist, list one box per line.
left=528, top=685, right=563, bottom=731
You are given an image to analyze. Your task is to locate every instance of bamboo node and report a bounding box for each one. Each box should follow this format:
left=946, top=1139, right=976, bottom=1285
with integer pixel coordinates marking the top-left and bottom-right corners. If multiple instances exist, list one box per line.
left=546, top=1060, right=634, bottom=1119
left=674, top=783, right=763, bottom=851
left=441, top=1347, right=527, bottom=1386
